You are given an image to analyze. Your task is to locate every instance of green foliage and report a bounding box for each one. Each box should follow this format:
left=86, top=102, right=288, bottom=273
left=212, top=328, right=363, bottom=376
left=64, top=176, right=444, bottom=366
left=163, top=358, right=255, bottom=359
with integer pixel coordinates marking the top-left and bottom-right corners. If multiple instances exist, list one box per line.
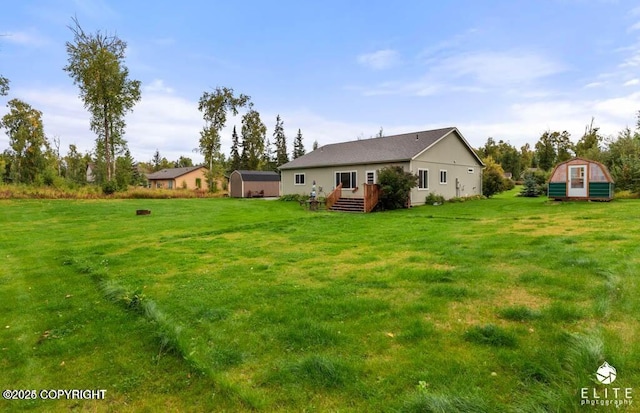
left=198, top=86, right=250, bottom=179
left=293, top=128, right=305, bottom=159
left=481, top=156, right=509, bottom=197
left=101, top=179, right=118, bottom=195
left=0, top=99, right=48, bottom=184
left=64, top=17, right=141, bottom=182
left=0, top=74, right=9, bottom=96
left=377, top=165, right=418, bottom=209
left=240, top=106, right=267, bottom=170
left=278, top=193, right=309, bottom=202
left=425, top=192, right=445, bottom=205
left=273, top=114, right=289, bottom=167
left=464, top=324, right=517, bottom=348
left=519, top=174, right=542, bottom=197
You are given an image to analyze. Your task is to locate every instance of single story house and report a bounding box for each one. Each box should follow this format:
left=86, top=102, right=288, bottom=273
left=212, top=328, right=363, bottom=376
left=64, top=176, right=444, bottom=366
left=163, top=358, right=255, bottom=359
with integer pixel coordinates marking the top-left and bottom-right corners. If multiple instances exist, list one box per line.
left=279, top=127, right=484, bottom=207
left=229, top=170, right=281, bottom=198
left=146, top=166, right=209, bottom=190
left=548, top=157, right=614, bottom=201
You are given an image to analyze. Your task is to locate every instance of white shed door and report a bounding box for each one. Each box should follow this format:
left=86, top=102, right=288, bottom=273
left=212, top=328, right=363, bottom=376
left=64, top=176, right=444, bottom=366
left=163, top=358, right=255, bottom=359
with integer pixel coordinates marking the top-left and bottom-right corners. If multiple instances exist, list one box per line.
left=568, top=165, right=587, bottom=197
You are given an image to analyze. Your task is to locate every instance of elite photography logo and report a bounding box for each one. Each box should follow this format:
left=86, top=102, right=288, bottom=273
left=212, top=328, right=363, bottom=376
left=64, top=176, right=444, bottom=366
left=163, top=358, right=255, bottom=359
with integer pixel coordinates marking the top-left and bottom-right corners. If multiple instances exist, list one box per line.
left=581, top=361, right=633, bottom=408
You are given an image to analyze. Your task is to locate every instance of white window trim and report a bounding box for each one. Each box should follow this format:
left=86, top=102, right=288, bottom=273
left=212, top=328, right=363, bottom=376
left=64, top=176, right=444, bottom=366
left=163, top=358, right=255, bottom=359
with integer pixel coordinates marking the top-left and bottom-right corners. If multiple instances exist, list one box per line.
left=365, top=170, right=376, bottom=185
left=335, top=171, right=357, bottom=190
left=439, top=169, right=448, bottom=185
left=294, top=173, right=305, bottom=185
left=418, top=168, right=429, bottom=190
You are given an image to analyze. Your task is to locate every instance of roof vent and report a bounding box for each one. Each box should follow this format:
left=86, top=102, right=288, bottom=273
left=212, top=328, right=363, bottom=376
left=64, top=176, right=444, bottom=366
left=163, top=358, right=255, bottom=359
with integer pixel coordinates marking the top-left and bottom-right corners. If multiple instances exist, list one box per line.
left=416, top=134, right=419, bottom=140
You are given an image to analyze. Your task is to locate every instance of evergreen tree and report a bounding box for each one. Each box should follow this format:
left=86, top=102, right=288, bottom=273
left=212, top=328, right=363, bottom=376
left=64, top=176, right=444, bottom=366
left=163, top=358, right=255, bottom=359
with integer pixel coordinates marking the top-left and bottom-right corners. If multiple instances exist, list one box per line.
left=229, top=125, right=241, bottom=171
left=312, top=140, right=319, bottom=151
left=273, top=115, right=288, bottom=166
left=0, top=75, right=9, bottom=96
left=263, top=137, right=276, bottom=171
left=293, top=129, right=306, bottom=158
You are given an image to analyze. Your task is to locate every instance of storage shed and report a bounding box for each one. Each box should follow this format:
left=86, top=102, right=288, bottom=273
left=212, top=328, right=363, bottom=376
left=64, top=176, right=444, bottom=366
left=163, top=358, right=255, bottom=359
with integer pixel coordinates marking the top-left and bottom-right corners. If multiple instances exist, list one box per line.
left=548, top=158, right=614, bottom=201
left=229, top=170, right=281, bottom=198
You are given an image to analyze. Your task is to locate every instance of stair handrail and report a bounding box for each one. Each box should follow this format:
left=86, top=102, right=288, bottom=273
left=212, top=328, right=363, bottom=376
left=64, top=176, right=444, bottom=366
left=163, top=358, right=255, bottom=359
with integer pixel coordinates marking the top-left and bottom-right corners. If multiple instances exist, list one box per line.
left=363, top=183, right=380, bottom=213
left=326, top=183, right=343, bottom=210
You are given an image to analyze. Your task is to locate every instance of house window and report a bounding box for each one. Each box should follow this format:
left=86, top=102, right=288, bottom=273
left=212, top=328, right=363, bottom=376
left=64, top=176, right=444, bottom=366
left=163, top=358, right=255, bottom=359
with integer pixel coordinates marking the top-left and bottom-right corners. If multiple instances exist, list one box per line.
left=335, top=171, right=357, bottom=189
left=439, top=170, right=448, bottom=184
left=468, top=168, right=474, bottom=174
left=195, top=178, right=202, bottom=189
left=366, top=171, right=376, bottom=185
left=294, top=173, right=305, bottom=185
left=418, top=169, right=429, bottom=190
left=168, top=180, right=173, bottom=189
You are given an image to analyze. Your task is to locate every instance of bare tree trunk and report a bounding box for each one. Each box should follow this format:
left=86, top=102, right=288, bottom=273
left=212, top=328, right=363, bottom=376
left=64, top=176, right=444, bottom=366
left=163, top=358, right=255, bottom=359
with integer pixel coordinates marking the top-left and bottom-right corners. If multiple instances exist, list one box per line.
left=103, top=104, right=111, bottom=181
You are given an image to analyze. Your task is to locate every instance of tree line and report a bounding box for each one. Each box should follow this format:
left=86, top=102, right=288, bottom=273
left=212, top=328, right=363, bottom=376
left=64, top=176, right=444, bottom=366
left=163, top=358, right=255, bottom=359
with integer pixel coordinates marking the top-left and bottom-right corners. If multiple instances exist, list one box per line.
left=477, top=115, right=640, bottom=197
left=0, top=19, right=306, bottom=191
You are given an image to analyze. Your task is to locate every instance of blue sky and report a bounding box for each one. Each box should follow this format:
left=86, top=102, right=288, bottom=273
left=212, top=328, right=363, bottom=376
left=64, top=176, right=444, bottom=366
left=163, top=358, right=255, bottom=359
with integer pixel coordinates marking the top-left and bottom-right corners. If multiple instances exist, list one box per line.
left=1, top=0, right=640, bottom=164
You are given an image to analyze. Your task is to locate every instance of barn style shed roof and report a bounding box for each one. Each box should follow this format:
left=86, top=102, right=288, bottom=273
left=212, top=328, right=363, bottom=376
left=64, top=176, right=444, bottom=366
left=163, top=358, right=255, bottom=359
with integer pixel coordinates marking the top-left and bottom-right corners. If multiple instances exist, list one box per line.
left=233, top=170, right=281, bottom=182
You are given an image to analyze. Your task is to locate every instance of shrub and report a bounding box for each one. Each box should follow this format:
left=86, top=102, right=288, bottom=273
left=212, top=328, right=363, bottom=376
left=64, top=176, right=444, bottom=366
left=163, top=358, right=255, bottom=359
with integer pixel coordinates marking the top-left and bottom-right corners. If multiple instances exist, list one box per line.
left=519, top=174, right=542, bottom=197
left=378, top=166, right=418, bottom=210
left=102, top=180, right=118, bottom=195
left=482, top=156, right=509, bottom=197
left=425, top=192, right=445, bottom=205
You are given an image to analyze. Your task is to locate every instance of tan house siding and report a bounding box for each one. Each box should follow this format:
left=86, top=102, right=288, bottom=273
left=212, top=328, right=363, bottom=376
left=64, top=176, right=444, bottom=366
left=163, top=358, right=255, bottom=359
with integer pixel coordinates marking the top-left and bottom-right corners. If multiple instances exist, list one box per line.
left=149, top=167, right=209, bottom=190
left=281, top=162, right=408, bottom=199
left=410, top=130, right=483, bottom=202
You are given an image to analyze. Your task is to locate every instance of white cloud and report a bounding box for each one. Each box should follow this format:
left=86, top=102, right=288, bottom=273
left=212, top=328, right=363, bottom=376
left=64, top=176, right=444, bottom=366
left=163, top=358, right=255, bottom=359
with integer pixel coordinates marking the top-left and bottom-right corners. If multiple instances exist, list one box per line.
left=357, top=49, right=401, bottom=70
left=144, top=79, right=175, bottom=94
left=624, top=78, right=640, bottom=86
left=629, top=21, right=640, bottom=32
left=437, top=50, right=566, bottom=86
left=3, top=29, right=51, bottom=47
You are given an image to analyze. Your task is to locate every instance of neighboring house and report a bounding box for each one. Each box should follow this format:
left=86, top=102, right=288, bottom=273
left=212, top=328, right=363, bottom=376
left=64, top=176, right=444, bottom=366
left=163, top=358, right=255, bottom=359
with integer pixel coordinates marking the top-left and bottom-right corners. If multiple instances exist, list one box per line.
left=548, top=157, right=614, bottom=201
left=229, top=170, right=281, bottom=198
left=279, top=127, right=484, bottom=206
left=146, top=166, right=209, bottom=190
left=86, top=162, right=96, bottom=183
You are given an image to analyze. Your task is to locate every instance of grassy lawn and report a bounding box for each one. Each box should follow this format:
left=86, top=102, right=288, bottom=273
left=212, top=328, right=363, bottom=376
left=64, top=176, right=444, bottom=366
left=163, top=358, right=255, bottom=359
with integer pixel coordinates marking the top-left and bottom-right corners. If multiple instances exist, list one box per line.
left=1, top=189, right=639, bottom=412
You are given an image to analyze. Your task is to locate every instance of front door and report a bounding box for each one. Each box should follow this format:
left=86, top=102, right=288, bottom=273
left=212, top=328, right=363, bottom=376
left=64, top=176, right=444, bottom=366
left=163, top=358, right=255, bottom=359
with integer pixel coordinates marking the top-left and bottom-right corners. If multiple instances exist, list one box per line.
left=568, top=165, right=587, bottom=197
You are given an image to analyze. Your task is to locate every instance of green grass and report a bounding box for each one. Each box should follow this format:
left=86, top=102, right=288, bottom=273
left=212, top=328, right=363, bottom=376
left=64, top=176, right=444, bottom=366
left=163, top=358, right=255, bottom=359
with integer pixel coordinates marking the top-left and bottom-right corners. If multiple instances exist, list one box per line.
left=1, top=189, right=639, bottom=411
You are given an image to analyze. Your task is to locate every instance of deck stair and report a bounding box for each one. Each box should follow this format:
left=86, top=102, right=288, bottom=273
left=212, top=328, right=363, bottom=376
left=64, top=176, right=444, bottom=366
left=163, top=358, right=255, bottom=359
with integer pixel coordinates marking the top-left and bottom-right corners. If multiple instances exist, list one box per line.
left=330, top=197, right=364, bottom=212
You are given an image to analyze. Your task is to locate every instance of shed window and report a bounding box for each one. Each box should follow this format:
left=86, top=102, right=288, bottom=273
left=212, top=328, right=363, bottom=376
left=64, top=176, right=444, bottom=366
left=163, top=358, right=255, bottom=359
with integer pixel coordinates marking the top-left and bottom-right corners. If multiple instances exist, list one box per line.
left=294, top=173, right=305, bottom=185
left=335, top=171, right=357, bottom=189
left=418, top=169, right=429, bottom=190
left=440, top=170, right=448, bottom=184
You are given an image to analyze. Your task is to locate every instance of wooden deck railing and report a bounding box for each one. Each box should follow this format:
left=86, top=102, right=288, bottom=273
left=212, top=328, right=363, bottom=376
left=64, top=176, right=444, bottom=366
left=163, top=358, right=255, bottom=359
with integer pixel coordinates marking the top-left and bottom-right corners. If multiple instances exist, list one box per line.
left=363, top=183, right=380, bottom=213
left=326, top=183, right=342, bottom=210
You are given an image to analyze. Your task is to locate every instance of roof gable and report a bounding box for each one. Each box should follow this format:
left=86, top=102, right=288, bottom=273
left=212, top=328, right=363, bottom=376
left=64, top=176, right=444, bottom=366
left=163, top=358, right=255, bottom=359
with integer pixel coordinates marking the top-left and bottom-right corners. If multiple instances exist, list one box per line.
left=279, top=127, right=482, bottom=170
left=146, top=166, right=206, bottom=180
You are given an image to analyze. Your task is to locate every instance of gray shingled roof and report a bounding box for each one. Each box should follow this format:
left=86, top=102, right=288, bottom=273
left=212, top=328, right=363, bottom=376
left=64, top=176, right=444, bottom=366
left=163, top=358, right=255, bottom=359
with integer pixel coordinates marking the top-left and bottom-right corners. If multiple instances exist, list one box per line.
left=146, top=166, right=206, bottom=180
left=279, top=127, right=475, bottom=170
left=234, top=170, right=281, bottom=182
